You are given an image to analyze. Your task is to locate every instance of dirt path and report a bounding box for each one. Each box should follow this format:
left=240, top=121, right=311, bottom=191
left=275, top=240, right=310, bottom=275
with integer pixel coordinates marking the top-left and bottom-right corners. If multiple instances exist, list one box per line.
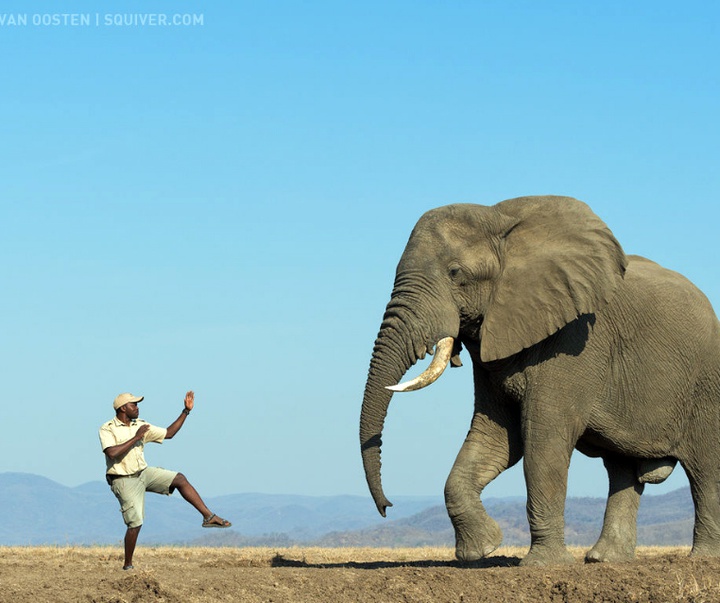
left=2, top=546, right=719, bottom=602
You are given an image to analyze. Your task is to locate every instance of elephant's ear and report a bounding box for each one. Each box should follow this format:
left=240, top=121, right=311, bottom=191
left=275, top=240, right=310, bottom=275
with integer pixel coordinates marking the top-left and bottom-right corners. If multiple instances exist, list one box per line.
left=480, top=196, right=627, bottom=363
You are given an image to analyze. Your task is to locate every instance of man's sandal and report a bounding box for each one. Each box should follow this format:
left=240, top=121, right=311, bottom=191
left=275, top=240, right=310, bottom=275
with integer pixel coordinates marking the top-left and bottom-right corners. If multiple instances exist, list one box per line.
left=202, top=513, right=231, bottom=528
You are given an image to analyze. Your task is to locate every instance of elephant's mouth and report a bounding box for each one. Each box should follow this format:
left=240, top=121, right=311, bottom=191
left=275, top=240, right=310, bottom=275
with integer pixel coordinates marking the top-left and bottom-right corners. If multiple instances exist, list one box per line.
left=385, top=337, right=463, bottom=392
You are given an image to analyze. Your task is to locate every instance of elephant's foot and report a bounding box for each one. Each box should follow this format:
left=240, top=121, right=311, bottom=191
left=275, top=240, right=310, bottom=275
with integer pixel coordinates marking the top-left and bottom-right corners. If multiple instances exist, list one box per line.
left=690, top=542, right=720, bottom=557
left=689, top=517, right=720, bottom=557
left=585, top=538, right=635, bottom=563
left=450, top=510, right=503, bottom=562
left=520, top=543, right=575, bottom=567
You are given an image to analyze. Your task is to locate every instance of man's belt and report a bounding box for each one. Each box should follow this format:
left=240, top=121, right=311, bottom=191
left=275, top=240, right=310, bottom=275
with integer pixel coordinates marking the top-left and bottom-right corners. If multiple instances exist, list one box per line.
left=106, top=470, right=144, bottom=484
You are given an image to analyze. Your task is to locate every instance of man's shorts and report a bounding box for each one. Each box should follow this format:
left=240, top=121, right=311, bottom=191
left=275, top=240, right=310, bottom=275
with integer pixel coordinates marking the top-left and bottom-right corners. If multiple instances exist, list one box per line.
left=109, top=467, right=178, bottom=528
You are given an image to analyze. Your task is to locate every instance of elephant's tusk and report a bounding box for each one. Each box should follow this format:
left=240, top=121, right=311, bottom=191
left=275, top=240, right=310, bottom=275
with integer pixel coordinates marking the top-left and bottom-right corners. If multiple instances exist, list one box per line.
left=385, top=337, right=455, bottom=392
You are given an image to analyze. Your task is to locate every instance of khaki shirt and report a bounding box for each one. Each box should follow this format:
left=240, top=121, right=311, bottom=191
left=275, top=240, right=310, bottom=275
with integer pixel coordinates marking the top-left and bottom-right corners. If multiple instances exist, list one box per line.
left=99, top=417, right=167, bottom=476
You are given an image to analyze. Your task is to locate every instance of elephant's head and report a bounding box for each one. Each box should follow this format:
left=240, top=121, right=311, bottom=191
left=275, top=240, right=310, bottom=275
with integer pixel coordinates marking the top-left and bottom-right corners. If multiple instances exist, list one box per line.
left=360, top=195, right=627, bottom=516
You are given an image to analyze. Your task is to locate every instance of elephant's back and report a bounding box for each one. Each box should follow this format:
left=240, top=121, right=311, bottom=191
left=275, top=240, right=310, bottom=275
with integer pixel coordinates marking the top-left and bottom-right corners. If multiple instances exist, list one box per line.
left=603, top=253, right=720, bottom=395
left=622, top=255, right=718, bottom=328
left=585, top=255, right=720, bottom=454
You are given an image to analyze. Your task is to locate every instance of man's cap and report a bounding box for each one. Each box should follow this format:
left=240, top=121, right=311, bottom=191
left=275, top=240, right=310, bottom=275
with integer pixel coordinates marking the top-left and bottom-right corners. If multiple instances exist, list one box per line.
left=113, top=393, right=144, bottom=410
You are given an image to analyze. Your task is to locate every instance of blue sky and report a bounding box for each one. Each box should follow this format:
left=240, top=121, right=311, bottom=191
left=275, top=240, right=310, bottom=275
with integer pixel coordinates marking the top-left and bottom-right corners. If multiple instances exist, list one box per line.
left=1, top=1, right=717, bottom=507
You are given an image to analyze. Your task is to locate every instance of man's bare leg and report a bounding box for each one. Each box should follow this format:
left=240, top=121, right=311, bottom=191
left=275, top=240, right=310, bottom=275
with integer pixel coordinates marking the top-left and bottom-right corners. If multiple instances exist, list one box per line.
left=124, top=526, right=141, bottom=569
left=170, top=473, right=230, bottom=526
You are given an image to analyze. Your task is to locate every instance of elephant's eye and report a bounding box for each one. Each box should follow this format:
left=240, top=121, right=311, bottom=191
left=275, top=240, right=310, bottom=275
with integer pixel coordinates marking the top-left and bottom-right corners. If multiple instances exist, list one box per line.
left=449, top=265, right=466, bottom=284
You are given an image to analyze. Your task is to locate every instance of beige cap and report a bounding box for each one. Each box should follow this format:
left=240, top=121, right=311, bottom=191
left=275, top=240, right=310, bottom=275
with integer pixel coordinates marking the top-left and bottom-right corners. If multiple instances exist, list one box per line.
left=113, top=392, right=144, bottom=410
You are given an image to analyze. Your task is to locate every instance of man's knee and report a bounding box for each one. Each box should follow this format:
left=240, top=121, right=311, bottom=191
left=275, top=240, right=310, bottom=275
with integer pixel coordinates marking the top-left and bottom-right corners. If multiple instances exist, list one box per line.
left=170, top=472, right=188, bottom=490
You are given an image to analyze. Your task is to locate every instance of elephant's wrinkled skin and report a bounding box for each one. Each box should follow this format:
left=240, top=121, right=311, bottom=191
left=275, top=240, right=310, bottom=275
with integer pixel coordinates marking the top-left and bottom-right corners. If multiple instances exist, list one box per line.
left=360, top=196, right=720, bottom=566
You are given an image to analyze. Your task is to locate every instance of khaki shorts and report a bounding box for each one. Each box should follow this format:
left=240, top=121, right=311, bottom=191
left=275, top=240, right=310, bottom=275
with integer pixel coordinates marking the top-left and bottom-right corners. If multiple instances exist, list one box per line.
left=109, top=467, right=178, bottom=528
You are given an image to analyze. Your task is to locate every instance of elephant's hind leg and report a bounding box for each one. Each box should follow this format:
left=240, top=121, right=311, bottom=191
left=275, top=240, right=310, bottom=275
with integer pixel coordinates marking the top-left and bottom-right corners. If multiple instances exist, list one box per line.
left=682, top=458, right=720, bottom=557
left=445, top=406, right=522, bottom=562
left=586, top=455, right=643, bottom=563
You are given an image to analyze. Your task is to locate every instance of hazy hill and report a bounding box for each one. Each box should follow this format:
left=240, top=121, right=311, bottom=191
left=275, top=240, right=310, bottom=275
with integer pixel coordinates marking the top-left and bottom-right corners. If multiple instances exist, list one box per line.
left=0, top=473, right=440, bottom=545
left=0, top=472, right=694, bottom=547
left=316, top=489, right=694, bottom=548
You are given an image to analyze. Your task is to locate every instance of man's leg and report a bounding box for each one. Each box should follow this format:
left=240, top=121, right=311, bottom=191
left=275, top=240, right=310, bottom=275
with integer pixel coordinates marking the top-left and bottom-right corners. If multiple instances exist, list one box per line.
left=124, top=526, right=141, bottom=569
left=110, top=477, right=146, bottom=570
left=142, top=467, right=231, bottom=527
left=170, top=473, right=231, bottom=526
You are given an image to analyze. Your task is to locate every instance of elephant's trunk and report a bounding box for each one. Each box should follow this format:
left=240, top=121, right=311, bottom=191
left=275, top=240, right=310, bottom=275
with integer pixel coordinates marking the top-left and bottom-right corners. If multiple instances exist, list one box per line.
left=360, top=274, right=459, bottom=516
left=360, top=346, right=403, bottom=517
left=360, top=314, right=417, bottom=516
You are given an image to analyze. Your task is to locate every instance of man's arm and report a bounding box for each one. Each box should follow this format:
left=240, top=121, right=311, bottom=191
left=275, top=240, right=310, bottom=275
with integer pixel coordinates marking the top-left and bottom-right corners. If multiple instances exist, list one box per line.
left=104, top=424, right=151, bottom=462
left=165, top=390, right=194, bottom=439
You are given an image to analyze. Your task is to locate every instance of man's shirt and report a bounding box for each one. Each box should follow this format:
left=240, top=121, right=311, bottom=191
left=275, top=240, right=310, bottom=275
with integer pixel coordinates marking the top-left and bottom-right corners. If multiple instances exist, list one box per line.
left=99, top=417, right=167, bottom=476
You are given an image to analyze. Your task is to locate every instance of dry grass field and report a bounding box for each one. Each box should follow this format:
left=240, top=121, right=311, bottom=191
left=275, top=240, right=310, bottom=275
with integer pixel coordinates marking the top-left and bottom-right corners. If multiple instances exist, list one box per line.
left=2, top=545, right=720, bottom=602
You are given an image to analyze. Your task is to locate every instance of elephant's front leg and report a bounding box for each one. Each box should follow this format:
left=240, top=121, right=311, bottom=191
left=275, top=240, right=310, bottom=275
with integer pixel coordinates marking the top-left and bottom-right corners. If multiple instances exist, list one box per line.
left=521, top=403, right=579, bottom=566
left=444, top=403, right=522, bottom=562
left=585, top=455, right=644, bottom=563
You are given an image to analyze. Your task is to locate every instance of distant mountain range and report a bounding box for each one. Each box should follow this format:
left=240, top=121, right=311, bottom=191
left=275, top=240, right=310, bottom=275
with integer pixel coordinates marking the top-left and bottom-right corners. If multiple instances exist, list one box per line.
left=0, top=472, right=694, bottom=547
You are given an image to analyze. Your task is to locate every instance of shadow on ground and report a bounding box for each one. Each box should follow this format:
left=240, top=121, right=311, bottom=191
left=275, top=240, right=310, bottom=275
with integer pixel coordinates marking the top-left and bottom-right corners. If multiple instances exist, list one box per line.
left=270, top=553, right=521, bottom=569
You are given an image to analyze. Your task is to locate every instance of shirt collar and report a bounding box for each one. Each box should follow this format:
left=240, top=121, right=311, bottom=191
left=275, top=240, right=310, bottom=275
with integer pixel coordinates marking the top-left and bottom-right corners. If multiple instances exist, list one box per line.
left=111, top=416, right=137, bottom=427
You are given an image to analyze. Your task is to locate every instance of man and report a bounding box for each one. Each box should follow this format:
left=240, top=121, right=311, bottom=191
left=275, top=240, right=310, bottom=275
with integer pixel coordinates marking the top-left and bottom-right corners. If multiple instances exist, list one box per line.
left=99, top=390, right=231, bottom=570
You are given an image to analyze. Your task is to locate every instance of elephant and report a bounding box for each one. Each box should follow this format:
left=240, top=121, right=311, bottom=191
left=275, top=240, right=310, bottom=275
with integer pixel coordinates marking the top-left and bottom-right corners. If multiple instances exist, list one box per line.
left=359, top=195, right=720, bottom=566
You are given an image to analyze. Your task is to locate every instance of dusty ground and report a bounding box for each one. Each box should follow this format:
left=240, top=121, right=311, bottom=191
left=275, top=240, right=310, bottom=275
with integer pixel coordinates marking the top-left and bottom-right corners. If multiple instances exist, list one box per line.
left=2, top=546, right=720, bottom=603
